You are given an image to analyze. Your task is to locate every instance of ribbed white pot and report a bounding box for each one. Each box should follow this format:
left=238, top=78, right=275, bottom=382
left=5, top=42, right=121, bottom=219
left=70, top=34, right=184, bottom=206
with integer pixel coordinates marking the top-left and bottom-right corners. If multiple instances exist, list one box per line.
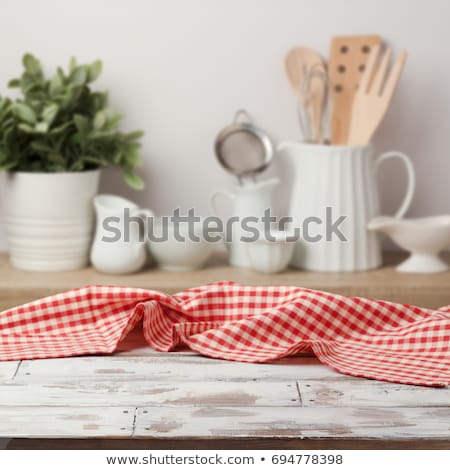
left=3, top=170, right=100, bottom=271
left=277, top=143, right=415, bottom=272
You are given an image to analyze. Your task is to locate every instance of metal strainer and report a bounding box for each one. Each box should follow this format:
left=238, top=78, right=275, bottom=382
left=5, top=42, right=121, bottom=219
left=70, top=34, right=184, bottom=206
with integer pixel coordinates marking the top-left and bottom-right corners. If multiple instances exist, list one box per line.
left=214, top=110, right=273, bottom=184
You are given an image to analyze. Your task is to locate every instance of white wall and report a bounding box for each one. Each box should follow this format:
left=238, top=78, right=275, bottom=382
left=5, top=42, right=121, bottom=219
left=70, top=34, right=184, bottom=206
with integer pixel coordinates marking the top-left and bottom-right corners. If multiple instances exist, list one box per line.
left=1, top=0, right=449, bottom=250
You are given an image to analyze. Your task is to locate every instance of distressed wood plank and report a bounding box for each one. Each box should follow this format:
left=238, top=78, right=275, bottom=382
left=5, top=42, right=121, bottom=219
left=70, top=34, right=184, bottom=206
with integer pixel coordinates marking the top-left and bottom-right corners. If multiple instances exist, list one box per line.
left=299, top=378, right=450, bottom=408
left=17, top=356, right=341, bottom=382
left=0, top=362, right=19, bottom=382
left=1, top=252, right=449, bottom=309
left=134, top=406, right=450, bottom=440
left=0, top=406, right=134, bottom=438
left=0, top=381, right=299, bottom=407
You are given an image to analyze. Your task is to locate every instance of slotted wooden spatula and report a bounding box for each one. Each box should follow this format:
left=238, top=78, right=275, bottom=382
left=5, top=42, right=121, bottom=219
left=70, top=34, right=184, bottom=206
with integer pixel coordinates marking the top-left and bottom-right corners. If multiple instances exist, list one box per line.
left=347, top=46, right=407, bottom=145
left=328, top=35, right=381, bottom=144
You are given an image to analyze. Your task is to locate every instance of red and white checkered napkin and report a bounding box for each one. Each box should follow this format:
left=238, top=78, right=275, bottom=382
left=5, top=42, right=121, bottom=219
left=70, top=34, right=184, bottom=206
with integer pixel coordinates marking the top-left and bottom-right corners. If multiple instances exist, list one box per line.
left=1, top=281, right=450, bottom=386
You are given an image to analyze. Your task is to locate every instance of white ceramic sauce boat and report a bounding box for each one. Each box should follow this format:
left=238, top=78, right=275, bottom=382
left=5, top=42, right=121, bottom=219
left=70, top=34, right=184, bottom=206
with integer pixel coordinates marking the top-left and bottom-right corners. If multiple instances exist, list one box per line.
left=368, top=215, right=450, bottom=273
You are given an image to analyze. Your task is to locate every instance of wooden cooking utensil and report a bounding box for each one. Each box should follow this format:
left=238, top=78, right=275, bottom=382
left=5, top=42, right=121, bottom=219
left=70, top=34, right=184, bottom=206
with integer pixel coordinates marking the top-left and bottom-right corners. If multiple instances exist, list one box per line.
left=285, top=47, right=327, bottom=143
left=328, top=35, right=381, bottom=144
left=347, top=46, right=407, bottom=145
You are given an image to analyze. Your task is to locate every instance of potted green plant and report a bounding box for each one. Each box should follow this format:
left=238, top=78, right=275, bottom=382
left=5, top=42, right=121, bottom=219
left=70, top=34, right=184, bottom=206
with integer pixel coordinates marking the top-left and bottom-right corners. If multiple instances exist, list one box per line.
left=0, top=53, right=144, bottom=271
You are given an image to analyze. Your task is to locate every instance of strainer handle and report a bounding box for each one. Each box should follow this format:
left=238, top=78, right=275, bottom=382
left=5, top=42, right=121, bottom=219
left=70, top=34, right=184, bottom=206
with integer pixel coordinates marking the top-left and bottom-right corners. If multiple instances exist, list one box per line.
left=233, top=109, right=252, bottom=125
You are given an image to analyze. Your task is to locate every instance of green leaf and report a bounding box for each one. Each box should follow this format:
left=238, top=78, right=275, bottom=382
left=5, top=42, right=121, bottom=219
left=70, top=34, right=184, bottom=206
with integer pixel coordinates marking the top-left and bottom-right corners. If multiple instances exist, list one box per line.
left=0, top=149, right=7, bottom=163
left=70, top=133, right=82, bottom=144
left=7, top=79, right=20, bottom=88
left=0, top=119, right=14, bottom=132
left=22, top=54, right=42, bottom=76
left=21, top=76, right=44, bottom=95
left=73, top=114, right=89, bottom=133
left=49, top=72, right=64, bottom=97
left=123, top=148, right=141, bottom=166
left=0, top=161, right=17, bottom=171
left=88, top=129, right=116, bottom=140
left=0, top=98, right=10, bottom=114
left=80, top=155, right=108, bottom=167
left=42, top=104, right=59, bottom=126
left=30, top=161, right=43, bottom=171
left=34, top=121, right=48, bottom=133
left=60, top=88, right=75, bottom=109
left=93, top=110, right=107, bottom=130
left=13, top=103, right=37, bottom=124
left=88, top=60, right=102, bottom=82
left=125, top=130, right=144, bottom=141
left=91, top=92, right=109, bottom=110
left=30, top=141, right=53, bottom=153
left=18, top=123, right=36, bottom=133
left=113, top=151, right=122, bottom=164
left=49, top=121, right=72, bottom=136
left=71, top=66, right=87, bottom=86
left=3, top=127, right=14, bottom=144
left=70, top=160, right=84, bottom=171
left=48, top=153, right=65, bottom=165
left=124, top=171, right=144, bottom=190
left=47, top=163, right=67, bottom=172
left=69, top=57, right=77, bottom=73
left=106, top=112, right=121, bottom=129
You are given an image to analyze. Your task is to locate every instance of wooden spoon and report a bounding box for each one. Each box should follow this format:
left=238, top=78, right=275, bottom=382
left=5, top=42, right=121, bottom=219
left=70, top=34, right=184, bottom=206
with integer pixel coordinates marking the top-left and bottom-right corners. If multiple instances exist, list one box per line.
left=285, top=47, right=327, bottom=143
left=328, top=35, right=381, bottom=144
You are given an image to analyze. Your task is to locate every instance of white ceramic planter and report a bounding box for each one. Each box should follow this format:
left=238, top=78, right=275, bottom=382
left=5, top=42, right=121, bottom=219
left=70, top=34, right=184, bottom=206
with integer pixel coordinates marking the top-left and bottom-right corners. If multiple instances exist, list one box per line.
left=3, top=170, right=100, bottom=271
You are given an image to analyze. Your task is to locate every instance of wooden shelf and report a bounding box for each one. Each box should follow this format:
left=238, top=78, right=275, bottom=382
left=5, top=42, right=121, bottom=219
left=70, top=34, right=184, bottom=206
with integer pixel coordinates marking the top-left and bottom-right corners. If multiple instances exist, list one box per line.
left=1, top=252, right=449, bottom=310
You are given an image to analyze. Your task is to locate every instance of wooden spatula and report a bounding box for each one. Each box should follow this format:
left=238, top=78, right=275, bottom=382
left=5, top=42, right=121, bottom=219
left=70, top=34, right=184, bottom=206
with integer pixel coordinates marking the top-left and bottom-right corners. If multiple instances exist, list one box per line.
left=285, top=47, right=327, bottom=143
left=347, top=46, right=407, bottom=145
left=328, top=35, right=381, bottom=144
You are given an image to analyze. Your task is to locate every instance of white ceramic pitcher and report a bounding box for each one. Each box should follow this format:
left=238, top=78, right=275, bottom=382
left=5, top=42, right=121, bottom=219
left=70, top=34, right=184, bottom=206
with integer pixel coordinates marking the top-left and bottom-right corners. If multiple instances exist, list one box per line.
left=277, top=143, right=415, bottom=271
left=90, top=194, right=153, bottom=274
left=211, top=178, right=279, bottom=267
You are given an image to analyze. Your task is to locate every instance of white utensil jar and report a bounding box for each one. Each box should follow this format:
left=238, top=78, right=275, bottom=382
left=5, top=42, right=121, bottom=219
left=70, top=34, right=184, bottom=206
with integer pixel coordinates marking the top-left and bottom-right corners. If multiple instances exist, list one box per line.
left=277, top=142, right=415, bottom=271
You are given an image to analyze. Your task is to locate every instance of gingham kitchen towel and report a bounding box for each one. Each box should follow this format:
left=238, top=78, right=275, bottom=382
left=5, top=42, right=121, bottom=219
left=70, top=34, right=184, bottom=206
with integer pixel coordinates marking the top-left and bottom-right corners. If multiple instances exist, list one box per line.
left=1, top=281, right=450, bottom=386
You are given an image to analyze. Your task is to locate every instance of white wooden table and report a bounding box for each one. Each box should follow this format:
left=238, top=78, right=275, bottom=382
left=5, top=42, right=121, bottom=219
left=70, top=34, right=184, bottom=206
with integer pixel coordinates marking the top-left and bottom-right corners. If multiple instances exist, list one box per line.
left=1, top=329, right=450, bottom=450
left=1, top=253, right=450, bottom=449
